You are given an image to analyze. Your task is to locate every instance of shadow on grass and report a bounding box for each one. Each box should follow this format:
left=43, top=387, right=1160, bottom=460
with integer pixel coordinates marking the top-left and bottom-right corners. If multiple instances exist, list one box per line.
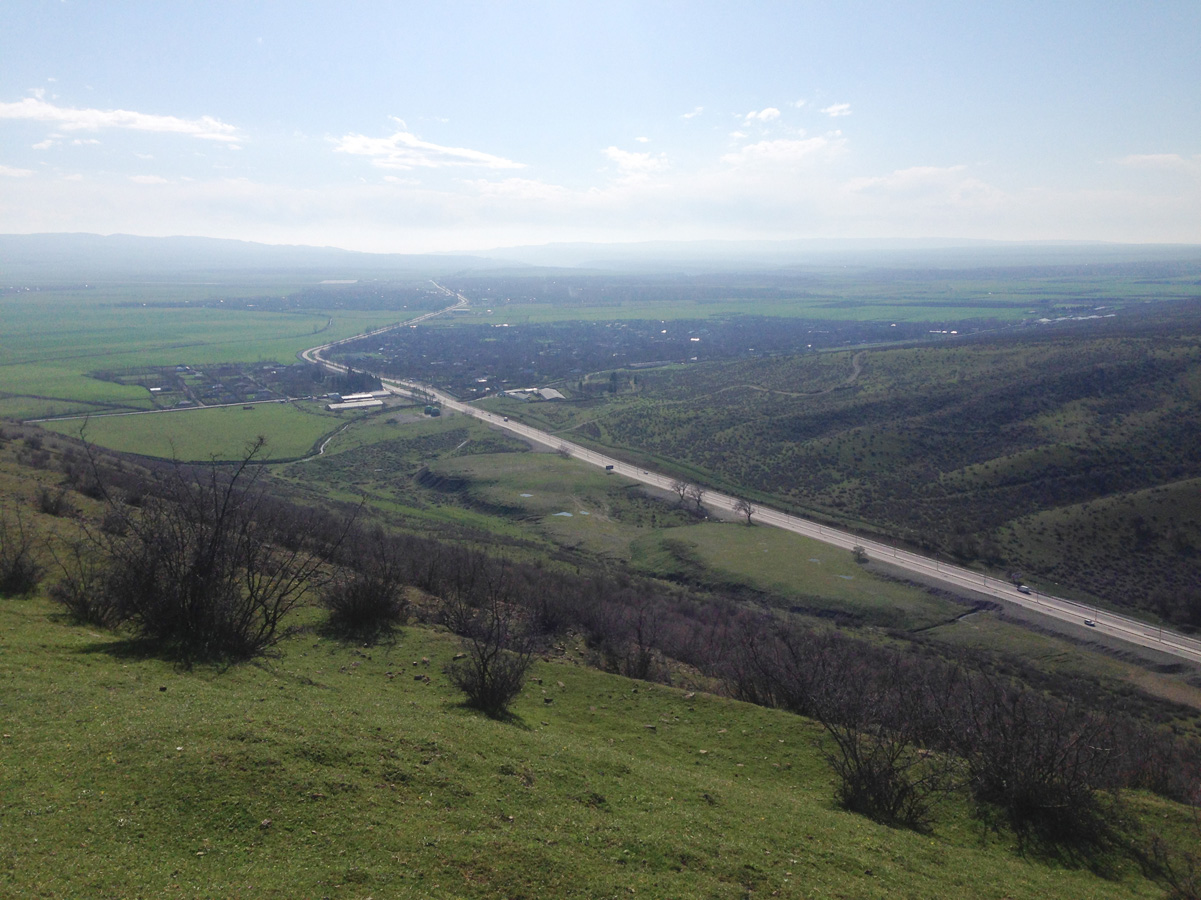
left=975, top=798, right=1140, bottom=880
left=69, top=635, right=240, bottom=674
left=315, top=619, right=404, bottom=649
left=446, top=698, right=533, bottom=730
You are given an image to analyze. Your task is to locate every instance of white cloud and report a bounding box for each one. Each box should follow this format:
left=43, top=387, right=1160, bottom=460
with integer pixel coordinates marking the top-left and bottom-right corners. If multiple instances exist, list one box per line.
left=32, top=138, right=57, bottom=150
left=793, top=99, right=807, bottom=108
left=721, top=135, right=842, bottom=168
left=728, top=130, right=747, bottom=139
left=1118, top=153, right=1201, bottom=173
left=821, top=103, right=852, bottom=117
left=603, top=146, right=669, bottom=175
left=0, top=97, right=242, bottom=142
left=63, top=173, right=83, bottom=181
left=635, top=136, right=649, bottom=143
left=333, top=129, right=524, bottom=171
left=744, top=107, right=781, bottom=123
left=844, top=165, right=1006, bottom=211
left=129, top=174, right=168, bottom=184
left=0, top=164, right=34, bottom=177
left=681, top=106, right=704, bottom=119
left=72, top=138, right=100, bottom=145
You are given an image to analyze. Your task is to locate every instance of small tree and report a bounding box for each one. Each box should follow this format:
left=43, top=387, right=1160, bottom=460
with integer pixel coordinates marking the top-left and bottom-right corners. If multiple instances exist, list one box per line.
left=852, top=545, right=868, bottom=564
left=684, top=483, right=705, bottom=512
left=734, top=497, right=756, bottom=525
left=670, top=478, right=690, bottom=505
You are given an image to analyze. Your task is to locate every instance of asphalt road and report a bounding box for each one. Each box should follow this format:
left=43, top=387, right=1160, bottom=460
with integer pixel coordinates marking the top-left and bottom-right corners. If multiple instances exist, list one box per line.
left=305, top=307, right=1201, bottom=668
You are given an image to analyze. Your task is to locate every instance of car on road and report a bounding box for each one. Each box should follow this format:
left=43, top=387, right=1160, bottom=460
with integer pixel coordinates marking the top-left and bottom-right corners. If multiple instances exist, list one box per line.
left=1084, top=619, right=1096, bottom=627
left=1017, top=584, right=1032, bottom=594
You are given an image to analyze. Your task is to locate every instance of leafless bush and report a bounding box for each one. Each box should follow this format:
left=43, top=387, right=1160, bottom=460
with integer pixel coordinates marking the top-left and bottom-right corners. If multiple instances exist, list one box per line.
left=0, top=511, right=42, bottom=597
left=36, top=485, right=73, bottom=517
left=90, top=438, right=336, bottom=662
left=443, top=564, right=536, bottom=717
left=948, top=672, right=1125, bottom=851
left=815, top=656, right=957, bottom=832
left=320, top=527, right=408, bottom=642
left=47, top=537, right=118, bottom=627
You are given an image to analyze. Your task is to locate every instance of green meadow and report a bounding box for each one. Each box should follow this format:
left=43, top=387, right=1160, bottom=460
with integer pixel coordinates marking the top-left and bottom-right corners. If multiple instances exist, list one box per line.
left=0, top=592, right=1178, bottom=900
left=42, top=401, right=343, bottom=462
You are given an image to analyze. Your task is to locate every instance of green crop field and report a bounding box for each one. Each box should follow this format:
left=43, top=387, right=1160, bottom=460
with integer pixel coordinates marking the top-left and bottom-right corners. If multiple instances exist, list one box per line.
left=42, top=402, right=342, bottom=462
left=434, top=268, right=1201, bottom=328
left=0, top=285, right=406, bottom=424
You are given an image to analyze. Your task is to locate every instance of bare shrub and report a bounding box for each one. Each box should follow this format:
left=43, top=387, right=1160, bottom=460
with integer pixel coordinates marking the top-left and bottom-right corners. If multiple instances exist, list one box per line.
left=36, top=486, right=74, bottom=517
left=815, top=657, right=956, bottom=832
left=949, top=673, right=1125, bottom=851
left=47, top=538, right=118, bottom=627
left=0, top=511, right=42, bottom=597
left=443, top=564, right=536, bottom=717
left=92, top=438, right=335, bottom=662
left=321, top=527, right=408, bottom=642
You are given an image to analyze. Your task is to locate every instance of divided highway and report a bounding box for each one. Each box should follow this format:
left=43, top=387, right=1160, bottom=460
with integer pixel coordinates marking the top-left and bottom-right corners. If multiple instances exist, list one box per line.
left=304, top=303, right=1201, bottom=667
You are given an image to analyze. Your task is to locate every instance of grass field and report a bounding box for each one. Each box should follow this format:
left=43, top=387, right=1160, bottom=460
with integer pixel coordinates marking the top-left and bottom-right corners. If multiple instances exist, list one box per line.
left=437, top=268, right=1201, bottom=327
left=633, top=523, right=968, bottom=631
left=42, top=402, right=343, bottom=462
left=0, top=592, right=1180, bottom=900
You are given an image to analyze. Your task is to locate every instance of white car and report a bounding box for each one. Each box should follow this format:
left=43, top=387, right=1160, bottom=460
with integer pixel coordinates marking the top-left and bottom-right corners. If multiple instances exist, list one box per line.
left=1016, top=584, right=1032, bottom=595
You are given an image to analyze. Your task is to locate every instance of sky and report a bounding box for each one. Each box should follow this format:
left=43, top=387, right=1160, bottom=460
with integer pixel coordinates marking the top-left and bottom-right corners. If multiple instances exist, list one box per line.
left=2, top=1, right=1199, bottom=253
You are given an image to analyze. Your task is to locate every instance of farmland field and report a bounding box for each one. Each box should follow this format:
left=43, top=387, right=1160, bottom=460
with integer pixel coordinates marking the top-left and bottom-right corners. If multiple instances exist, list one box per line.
left=0, top=284, right=408, bottom=422
left=42, top=401, right=343, bottom=462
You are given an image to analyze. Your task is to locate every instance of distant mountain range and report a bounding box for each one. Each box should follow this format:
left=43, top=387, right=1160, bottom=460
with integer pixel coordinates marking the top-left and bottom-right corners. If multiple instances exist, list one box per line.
left=3, top=232, right=1200, bottom=282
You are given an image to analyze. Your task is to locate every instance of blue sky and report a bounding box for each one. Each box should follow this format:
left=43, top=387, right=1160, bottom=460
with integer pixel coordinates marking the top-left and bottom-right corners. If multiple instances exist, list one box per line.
left=2, top=1, right=1199, bottom=252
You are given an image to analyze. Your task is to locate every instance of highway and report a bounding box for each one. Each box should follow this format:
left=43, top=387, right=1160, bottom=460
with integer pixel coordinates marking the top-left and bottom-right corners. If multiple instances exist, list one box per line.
left=303, top=304, right=1201, bottom=668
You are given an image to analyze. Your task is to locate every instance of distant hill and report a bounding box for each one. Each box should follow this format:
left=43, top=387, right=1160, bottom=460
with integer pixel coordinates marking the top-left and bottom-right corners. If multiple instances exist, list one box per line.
left=3, top=232, right=1200, bottom=282
left=0, top=233, right=521, bottom=282
left=479, top=237, right=1201, bottom=271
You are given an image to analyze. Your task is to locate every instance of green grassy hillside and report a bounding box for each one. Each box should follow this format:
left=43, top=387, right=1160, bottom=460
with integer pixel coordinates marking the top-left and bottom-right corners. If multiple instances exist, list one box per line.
left=0, top=594, right=1181, bottom=900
